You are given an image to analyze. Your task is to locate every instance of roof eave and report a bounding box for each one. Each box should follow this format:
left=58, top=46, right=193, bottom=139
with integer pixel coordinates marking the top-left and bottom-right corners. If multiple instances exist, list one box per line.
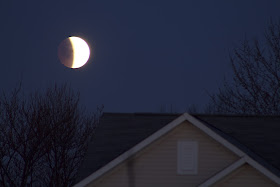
left=74, top=113, right=280, bottom=186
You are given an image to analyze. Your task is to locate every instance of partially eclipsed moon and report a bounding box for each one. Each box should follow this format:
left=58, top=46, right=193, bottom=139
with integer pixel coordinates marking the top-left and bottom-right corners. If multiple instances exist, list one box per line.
left=58, top=36, right=90, bottom=69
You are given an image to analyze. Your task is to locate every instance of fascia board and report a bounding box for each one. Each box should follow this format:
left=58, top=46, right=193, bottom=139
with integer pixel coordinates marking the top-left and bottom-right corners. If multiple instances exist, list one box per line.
left=74, top=114, right=186, bottom=187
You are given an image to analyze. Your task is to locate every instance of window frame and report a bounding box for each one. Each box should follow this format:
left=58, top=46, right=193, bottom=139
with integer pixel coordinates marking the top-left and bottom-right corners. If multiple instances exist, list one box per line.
left=177, top=140, right=198, bottom=175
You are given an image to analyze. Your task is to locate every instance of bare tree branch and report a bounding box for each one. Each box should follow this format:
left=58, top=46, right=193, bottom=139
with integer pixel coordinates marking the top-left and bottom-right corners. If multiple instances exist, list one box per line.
left=0, top=84, right=103, bottom=186
left=207, top=20, right=280, bottom=115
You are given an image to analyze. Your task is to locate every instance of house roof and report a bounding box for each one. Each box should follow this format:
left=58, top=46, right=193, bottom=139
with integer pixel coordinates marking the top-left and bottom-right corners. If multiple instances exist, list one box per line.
left=75, top=113, right=180, bottom=183
left=194, top=115, right=280, bottom=177
left=75, top=113, right=280, bottom=185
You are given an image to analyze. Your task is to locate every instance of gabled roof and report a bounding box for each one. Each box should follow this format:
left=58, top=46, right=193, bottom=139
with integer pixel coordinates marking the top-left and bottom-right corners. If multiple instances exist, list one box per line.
left=75, top=113, right=179, bottom=183
left=75, top=113, right=280, bottom=186
left=194, top=115, right=280, bottom=178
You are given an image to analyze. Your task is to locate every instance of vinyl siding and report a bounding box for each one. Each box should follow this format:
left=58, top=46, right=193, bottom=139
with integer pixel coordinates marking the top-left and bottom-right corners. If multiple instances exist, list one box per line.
left=87, top=121, right=239, bottom=187
left=213, top=164, right=278, bottom=187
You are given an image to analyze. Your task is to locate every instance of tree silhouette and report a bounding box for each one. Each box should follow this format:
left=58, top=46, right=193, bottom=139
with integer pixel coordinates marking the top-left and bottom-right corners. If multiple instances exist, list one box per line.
left=208, top=21, right=280, bottom=115
left=0, top=84, right=103, bottom=186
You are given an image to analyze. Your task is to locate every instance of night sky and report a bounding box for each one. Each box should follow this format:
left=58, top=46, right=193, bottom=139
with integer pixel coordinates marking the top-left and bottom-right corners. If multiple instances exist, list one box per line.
left=1, top=0, right=280, bottom=113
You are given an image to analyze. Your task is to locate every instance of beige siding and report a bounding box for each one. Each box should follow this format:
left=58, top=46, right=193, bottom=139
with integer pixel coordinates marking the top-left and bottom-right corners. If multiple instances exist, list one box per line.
left=213, top=164, right=278, bottom=187
left=87, top=121, right=239, bottom=187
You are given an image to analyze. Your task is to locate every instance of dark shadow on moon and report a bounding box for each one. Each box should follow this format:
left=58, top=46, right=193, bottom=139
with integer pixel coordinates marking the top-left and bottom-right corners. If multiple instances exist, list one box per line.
left=58, top=38, right=74, bottom=68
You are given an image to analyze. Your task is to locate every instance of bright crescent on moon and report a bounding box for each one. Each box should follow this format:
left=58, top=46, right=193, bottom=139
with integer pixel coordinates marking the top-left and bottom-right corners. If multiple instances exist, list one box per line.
left=69, top=37, right=90, bottom=68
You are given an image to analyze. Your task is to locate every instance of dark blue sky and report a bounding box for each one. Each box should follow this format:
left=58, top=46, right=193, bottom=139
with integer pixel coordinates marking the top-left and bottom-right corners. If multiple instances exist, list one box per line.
left=1, top=0, right=280, bottom=113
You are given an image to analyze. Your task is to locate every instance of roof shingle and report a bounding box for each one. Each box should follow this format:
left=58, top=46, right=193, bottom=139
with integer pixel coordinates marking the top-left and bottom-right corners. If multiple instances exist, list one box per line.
left=76, top=113, right=280, bottom=183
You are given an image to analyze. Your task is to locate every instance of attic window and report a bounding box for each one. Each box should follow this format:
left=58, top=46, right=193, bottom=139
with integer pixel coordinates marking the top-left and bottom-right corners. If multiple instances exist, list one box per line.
left=177, top=141, right=198, bottom=175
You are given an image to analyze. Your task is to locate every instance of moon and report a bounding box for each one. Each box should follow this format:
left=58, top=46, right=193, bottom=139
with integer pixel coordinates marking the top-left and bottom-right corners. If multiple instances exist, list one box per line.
left=58, top=36, right=90, bottom=69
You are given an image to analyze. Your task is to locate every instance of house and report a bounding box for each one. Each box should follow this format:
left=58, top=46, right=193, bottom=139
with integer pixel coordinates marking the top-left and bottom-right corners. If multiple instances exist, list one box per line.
left=74, top=113, right=280, bottom=187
